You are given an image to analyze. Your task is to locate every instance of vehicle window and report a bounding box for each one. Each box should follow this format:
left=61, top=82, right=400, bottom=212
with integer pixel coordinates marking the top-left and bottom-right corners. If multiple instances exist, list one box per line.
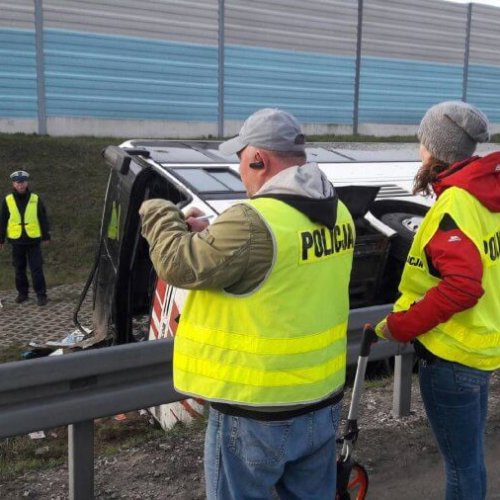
left=211, top=171, right=245, bottom=191
left=169, top=167, right=245, bottom=194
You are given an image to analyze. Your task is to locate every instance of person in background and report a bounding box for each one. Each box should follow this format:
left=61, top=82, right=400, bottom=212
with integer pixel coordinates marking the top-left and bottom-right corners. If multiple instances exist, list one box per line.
left=0, top=170, right=50, bottom=306
left=377, top=101, right=500, bottom=500
left=139, top=108, right=355, bottom=499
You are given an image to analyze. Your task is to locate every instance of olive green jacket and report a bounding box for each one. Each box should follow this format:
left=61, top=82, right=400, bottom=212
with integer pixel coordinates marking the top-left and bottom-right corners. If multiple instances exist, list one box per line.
left=140, top=200, right=273, bottom=294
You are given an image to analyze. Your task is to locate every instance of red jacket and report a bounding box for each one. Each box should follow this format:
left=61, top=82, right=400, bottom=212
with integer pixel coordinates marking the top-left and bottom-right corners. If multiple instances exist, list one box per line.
left=387, top=152, right=500, bottom=342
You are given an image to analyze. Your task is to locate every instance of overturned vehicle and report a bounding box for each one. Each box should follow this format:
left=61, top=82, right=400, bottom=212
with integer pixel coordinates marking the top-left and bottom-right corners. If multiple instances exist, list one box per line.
left=73, top=141, right=432, bottom=429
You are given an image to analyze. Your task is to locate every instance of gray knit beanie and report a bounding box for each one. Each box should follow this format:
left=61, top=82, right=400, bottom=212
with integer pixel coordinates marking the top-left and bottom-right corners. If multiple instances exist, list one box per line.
left=417, top=101, right=490, bottom=165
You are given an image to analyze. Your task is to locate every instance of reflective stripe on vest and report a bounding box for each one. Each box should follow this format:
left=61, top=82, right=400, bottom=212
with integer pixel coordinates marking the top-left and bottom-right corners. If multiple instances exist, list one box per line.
left=174, top=197, right=355, bottom=405
left=394, top=187, right=500, bottom=370
left=107, top=201, right=120, bottom=240
left=6, top=193, right=41, bottom=239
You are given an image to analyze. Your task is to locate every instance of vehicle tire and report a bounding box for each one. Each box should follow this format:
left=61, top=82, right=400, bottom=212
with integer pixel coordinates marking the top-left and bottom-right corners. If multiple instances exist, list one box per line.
left=368, top=200, right=429, bottom=303
left=379, top=212, right=423, bottom=241
left=380, top=212, right=423, bottom=264
left=370, top=200, right=428, bottom=263
left=336, top=462, right=369, bottom=500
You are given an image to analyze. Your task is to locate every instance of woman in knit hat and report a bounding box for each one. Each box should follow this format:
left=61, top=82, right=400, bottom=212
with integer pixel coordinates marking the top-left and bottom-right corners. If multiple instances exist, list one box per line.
left=377, top=101, right=500, bottom=499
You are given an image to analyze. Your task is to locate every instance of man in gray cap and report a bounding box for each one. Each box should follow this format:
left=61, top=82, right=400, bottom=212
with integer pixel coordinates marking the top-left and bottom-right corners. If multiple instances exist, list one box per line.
left=0, top=170, right=50, bottom=305
left=139, top=108, right=355, bottom=499
left=376, top=101, right=499, bottom=499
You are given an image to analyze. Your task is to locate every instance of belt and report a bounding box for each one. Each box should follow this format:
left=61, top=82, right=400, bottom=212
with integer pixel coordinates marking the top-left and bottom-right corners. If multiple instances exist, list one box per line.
left=211, top=391, right=343, bottom=421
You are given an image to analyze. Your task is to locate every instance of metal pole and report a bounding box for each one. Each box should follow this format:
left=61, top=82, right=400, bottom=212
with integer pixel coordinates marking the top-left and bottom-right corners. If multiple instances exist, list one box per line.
left=462, top=2, right=472, bottom=102
left=392, top=353, right=414, bottom=418
left=217, top=0, right=225, bottom=138
left=353, top=0, right=364, bottom=135
left=34, top=0, right=47, bottom=135
left=69, top=421, right=95, bottom=500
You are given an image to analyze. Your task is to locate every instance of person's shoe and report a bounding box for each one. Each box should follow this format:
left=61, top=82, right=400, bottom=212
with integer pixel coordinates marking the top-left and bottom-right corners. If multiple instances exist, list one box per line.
left=15, top=294, right=28, bottom=304
left=37, top=295, right=48, bottom=307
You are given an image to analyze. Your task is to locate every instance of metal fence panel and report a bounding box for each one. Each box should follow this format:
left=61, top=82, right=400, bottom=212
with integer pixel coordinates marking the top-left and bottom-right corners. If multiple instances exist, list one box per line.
left=359, top=0, right=467, bottom=124
left=42, top=0, right=218, bottom=44
left=0, top=0, right=34, bottom=29
left=41, top=0, right=219, bottom=122
left=362, top=0, right=467, bottom=62
left=224, top=0, right=357, bottom=124
left=224, top=0, right=357, bottom=55
left=467, top=3, right=500, bottom=122
left=1, top=0, right=500, bottom=134
left=0, top=0, right=37, bottom=118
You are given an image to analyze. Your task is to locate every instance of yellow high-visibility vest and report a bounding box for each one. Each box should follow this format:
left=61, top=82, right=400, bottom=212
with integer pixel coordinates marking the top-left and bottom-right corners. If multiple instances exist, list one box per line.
left=394, top=186, right=500, bottom=370
left=174, top=197, right=355, bottom=405
left=6, top=193, right=41, bottom=239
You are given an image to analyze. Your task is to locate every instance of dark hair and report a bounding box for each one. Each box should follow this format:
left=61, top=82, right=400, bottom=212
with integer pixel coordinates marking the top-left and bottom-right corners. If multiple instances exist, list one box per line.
left=413, top=158, right=449, bottom=196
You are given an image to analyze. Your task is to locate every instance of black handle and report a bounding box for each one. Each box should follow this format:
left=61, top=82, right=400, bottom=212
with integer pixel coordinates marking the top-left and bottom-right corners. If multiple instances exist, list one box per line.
left=359, top=323, right=378, bottom=357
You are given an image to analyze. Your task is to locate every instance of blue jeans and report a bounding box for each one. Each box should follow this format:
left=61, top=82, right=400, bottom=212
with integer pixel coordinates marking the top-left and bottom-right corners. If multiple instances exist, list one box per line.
left=204, top=402, right=341, bottom=499
left=419, top=358, right=491, bottom=500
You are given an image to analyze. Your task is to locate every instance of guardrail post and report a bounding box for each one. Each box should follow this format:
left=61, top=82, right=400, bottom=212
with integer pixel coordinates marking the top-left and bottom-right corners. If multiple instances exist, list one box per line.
left=69, top=420, right=95, bottom=499
left=392, top=352, right=414, bottom=418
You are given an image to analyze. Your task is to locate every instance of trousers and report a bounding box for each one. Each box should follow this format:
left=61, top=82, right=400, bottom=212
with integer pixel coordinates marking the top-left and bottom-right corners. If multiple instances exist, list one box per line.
left=204, top=402, right=341, bottom=499
left=11, top=243, right=47, bottom=297
left=419, top=357, right=491, bottom=500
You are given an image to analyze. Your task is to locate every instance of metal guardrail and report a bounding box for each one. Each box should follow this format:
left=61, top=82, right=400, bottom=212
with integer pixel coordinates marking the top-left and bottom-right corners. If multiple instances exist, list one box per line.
left=0, top=323, right=414, bottom=499
left=347, top=304, right=416, bottom=418
left=0, top=339, right=182, bottom=499
left=347, top=304, right=415, bottom=367
left=0, top=339, right=180, bottom=439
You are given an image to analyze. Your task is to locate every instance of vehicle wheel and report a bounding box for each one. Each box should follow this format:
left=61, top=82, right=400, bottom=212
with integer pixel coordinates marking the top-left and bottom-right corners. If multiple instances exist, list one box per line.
left=370, top=200, right=428, bottom=263
left=379, top=212, right=424, bottom=240
left=336, top=462, right=369, bottom=500
left=347, top=463, right=369, bottom=500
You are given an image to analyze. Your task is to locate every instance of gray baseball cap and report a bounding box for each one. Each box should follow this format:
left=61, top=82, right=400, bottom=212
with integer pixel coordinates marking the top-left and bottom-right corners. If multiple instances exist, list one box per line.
left=219, top=108, right=306, bottom=155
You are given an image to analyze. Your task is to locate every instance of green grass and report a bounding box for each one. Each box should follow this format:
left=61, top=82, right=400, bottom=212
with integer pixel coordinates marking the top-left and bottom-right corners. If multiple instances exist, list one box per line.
left=0, top=413, right=171, bottom=482
left=0, top=343, right=24, bottom=363
left=0, top=431, right=68, bottom=480
left=0, top=134, right=126, bottom=289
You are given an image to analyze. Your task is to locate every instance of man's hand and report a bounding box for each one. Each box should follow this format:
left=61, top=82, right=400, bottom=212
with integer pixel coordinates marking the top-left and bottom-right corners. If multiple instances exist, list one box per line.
left=184, top=206, right=205, bottom=219
left=184, top=206, right=211, bottom=233
left=42, top=240, right=49, bottom=245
